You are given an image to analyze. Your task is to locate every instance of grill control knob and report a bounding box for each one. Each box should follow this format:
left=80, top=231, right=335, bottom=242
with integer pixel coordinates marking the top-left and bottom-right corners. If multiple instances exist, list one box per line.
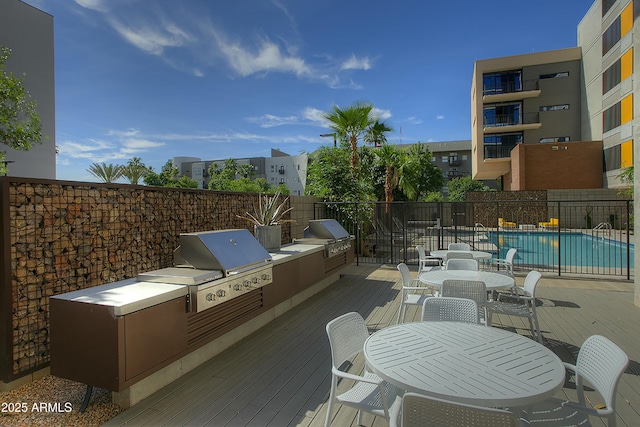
left=206, top=293, right=214, bottom=302
left=233, top=283, right=242, bottom=291
left=244, top=280, right=252, bottom=289
left=262, top=273, right=270, bottom=281
left=216, top=289, right=226, bottom=298
left=252, top=277, right=259, bottom=284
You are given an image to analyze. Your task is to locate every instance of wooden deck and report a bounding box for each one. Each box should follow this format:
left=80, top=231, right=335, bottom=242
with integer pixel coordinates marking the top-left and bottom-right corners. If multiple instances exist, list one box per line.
left=102, top=264, right=640, bottom=427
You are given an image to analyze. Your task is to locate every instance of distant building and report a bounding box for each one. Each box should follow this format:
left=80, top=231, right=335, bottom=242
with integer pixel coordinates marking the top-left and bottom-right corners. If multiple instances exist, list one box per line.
left=0, top=0, right=55, bottom=179
left=173, top=149, right=308, bottom=196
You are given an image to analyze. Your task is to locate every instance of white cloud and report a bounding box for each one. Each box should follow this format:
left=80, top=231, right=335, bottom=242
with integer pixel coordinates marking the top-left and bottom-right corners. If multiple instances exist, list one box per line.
left=302, top=107, right=327, bottom=125
left=436, top=114, right=445, bottom=120
left=406, top=116, right=423, bottom=125
left=74, top=0, right=108, bottom=12
left=107, top=17, right=193, bottom=56
left=341, top=54, right=371, bottom=71
left=247, top=114, right=299, bottom=128
left=214, top=36, right=310, bottom=77
left=372, top=108, right=392, bottom=121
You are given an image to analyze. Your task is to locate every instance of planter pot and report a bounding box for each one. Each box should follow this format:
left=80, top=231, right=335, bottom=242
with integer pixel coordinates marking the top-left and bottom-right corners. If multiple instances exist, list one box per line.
left=254, top=224, right=281, bottom=252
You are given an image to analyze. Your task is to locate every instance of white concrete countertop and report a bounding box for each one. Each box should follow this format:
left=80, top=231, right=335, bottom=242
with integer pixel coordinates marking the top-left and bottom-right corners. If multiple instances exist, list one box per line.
left=50, top=243, right=326, bottom=316
left=268, top=242, right=324, bottom=264
left=50, top=279, right=188, bottom=316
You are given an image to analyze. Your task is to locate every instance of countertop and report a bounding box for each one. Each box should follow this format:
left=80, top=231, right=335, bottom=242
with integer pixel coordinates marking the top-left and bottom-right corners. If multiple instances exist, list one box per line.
left=50, top=242, right=325, bottom=315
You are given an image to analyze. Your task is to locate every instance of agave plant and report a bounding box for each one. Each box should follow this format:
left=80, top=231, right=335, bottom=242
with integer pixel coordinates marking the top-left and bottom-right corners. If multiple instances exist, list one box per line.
left=237, top=190, right=295, bottom=226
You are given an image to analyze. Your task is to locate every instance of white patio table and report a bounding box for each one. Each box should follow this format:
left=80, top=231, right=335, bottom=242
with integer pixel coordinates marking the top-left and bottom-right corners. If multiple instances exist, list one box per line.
left=363, top=322, right=565, bottom=408
left=430, top=249, right=493, bottom=260
left=418, top=269, right=515, bottom=291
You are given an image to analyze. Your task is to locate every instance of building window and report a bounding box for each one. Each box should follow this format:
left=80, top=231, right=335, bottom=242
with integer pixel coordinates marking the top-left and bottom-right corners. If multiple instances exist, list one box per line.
left=603, top=58, right=621, bottom=93
left=540, top=104, right=569, bottom=111
left=604, top=144, right=621, bottom=171
left=461, top=154, right=467, bottom=161
left=540, top=71, right=569, bottom=79
left=441, top=156, right=448, bottom=163
left=603, top=0, right=616, bottom=16
left=483, top=133, right=523, bottom=159
left=540, top=137, right=570, bottom=143
left=602, top=15, right=621, bottom=56
left=603, top=102, right=621, bottom=132
left=483, top=103, right=522, bottom=127
left=482, top=70, right=522, bottom=95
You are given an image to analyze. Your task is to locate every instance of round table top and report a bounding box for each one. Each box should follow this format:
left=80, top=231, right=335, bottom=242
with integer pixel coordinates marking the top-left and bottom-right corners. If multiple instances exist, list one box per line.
left=430, top=249, right=493, bottom=260
left=418, top=269, right=515, bottom=290
left=364, top=322, right=565, bottom=408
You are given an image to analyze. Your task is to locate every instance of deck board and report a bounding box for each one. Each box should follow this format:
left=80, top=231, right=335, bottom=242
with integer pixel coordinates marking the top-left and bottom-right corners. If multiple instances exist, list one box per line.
left=103, top=265, right=640, bottom=427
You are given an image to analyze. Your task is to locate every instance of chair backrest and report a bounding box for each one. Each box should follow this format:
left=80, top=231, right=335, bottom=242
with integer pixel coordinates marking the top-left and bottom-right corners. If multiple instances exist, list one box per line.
left=416, top=245, right=426, bottom=260
left=445, top=259, right=478, bottom=271
left=505, top=248, right=517, bottom=264
left=421, top=297, right=479, bottom=324
left=575, top=335, right=629, bottom=413
left=441, top=280, right=487, bottom=305
left=448, top=243, right=471, bottom=251
left=522, top=270, right=542, bottom=298
left=445, top=251, right=474, bottom=262
left=400, top=393, right=520, bottom=427
left=397, top=262, right=413, bottom=288
left=325, top=312, right=370, bottom=369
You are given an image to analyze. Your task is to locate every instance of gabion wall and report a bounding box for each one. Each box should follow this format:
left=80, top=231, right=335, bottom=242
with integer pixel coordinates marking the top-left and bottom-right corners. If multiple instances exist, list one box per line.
left=1, top=178, right=293, bottom=382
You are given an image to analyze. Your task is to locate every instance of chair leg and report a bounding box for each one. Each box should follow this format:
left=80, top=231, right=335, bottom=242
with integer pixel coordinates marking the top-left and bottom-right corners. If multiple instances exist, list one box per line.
left=397, top=303, right=404, bottom=324
left=531, top=315, right=542, bottom=344
left=325, top=384, right=336, bottom=427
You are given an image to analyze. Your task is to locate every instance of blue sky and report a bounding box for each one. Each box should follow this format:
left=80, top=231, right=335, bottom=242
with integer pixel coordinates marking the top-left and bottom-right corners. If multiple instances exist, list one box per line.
left=23, top=0, right=593, bottom=182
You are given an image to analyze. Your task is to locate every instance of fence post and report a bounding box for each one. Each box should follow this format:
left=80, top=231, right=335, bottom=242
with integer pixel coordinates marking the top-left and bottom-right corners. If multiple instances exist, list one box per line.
left=557, top=201, right=562, bottom=276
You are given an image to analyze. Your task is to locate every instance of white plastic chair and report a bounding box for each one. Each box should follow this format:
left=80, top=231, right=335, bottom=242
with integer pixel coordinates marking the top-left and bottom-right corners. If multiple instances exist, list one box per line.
left=416, top=245, right=442, bottom=273
left=421, top=296, right=480, bottom=324
left=445, top=258, right=479, bottom=271
left=389, top=393, right=521, bottom=427
left=486, top=270, right=543, bottom=343
left=441, top=279, right=488, bottom=325
left=448, top=242, right=471, bottom=251
left=492, top=248, right=517, bottom=276
left=397, top=263, right=436, bottom=323
left=325, top=312, right=400, bottom=427
left=527, top=335, right=629, bottom=427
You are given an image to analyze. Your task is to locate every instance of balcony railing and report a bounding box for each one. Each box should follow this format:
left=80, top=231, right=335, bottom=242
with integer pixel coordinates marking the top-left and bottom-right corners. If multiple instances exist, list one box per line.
left=484, top=144, right=518, bottom=159
left=484, top=112, right=539, bottom=128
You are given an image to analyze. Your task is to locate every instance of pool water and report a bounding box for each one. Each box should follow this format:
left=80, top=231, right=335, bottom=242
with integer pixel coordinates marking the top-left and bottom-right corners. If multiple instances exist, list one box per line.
left=487, top=231, right=634, bottom=271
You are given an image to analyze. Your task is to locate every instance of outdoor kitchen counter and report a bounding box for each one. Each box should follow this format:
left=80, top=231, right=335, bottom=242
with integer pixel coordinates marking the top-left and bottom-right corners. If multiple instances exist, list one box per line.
left=50, top=279, right=188, bottom=316
left=269, top=242, right=324, bottom=263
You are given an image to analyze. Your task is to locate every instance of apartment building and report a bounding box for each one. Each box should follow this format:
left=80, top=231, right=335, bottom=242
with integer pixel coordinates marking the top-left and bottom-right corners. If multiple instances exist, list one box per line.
left=471, top=0, right=638, bottom=191
left=173, top=149, right=308, bottom=195
left=0, top=0, right=56, bottom=178
left=578, top=0, right=638, bottom=188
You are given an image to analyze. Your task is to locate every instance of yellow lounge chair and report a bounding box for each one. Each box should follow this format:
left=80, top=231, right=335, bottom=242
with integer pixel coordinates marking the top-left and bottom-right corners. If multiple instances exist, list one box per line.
left=498, top=217, right=517, bottom=228
left=538, top=217, right=559, bottom=228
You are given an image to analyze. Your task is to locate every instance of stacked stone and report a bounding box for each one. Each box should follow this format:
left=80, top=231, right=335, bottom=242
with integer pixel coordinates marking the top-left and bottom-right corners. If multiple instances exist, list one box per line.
left=5, top=180, right=292, bottom=377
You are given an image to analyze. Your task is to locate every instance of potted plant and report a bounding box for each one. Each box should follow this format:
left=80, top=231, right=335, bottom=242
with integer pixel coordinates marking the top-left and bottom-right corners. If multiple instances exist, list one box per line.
left=237, top=190, right=295, bottom=251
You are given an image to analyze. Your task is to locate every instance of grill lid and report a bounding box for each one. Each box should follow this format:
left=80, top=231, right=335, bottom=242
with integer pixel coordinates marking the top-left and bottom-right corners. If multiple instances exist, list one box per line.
left=303, top=219, right=350, bottom=240
left=174, top=229, right=272, bottom=275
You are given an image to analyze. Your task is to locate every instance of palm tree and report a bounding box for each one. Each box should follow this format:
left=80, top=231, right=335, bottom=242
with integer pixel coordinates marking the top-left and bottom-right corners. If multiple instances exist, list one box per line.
left=364, top=120, right=392, bottom=147
left=87, top=162, right=124, bottom=183
left=375, top=144, right=405, bottom=206
left=121, top=157, right=148, bottom=185
left=323, top=103, right=374, bottom=172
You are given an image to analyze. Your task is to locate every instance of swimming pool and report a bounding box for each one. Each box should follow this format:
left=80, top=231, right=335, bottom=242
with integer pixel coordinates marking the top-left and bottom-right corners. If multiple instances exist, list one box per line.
left=487, top=231, right=634, bottom=273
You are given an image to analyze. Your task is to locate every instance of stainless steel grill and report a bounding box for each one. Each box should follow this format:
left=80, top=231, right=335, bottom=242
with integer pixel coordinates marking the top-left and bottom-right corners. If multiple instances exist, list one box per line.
left=294, top=219, right=353, bottom=257
left=137, top=229, right=273, bottom=313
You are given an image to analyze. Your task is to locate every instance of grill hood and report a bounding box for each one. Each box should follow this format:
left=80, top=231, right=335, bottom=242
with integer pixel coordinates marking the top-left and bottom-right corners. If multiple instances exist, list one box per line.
left=174, top=229, right=272, bottom=275
left=303, top=219, right=350, bottom=240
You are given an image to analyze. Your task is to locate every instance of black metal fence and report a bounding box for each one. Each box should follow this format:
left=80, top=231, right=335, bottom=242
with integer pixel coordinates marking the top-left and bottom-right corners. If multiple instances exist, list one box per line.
left=312, top=200, right=634, bottom=279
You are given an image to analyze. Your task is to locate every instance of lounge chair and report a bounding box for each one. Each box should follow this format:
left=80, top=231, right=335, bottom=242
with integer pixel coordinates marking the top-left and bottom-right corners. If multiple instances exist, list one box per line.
left=498, top=217, right=516, bottom=228
left=538, top=217, right=559, bottom=229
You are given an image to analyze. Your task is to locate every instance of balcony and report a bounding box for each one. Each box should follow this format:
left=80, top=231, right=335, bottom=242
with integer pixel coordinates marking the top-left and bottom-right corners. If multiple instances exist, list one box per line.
left=278, top=167, right=286, bottom=175
left=100, top=264, right=639, bottom=426
left=483, top=112, right=541, bottom=134
left=483, top=79, right=540, bottom=103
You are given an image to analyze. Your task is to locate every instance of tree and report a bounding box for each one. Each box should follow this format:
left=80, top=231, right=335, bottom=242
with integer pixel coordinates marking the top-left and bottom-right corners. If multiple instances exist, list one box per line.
left=401, top=143, right=445, bottom=201
left=374, top=144, right=405, bottom=205
left=617, top=165, right=633, bottom=199
left=447, top=176, right=491, bottom=201
left=0, top=46, right=42, bottom=174
left=323, top=102, right=375, bottom=172
left=143, top=160, right=180, bottom=187
left=121, top=157, right=148, bottom=185
left=87, top=162, right=124, bottom=183
left=364, top=120, right=392, bottom=147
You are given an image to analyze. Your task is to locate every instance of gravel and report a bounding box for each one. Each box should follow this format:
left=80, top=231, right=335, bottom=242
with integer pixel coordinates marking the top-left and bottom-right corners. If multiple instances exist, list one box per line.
left=0, top=375, right=122, bottom=427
